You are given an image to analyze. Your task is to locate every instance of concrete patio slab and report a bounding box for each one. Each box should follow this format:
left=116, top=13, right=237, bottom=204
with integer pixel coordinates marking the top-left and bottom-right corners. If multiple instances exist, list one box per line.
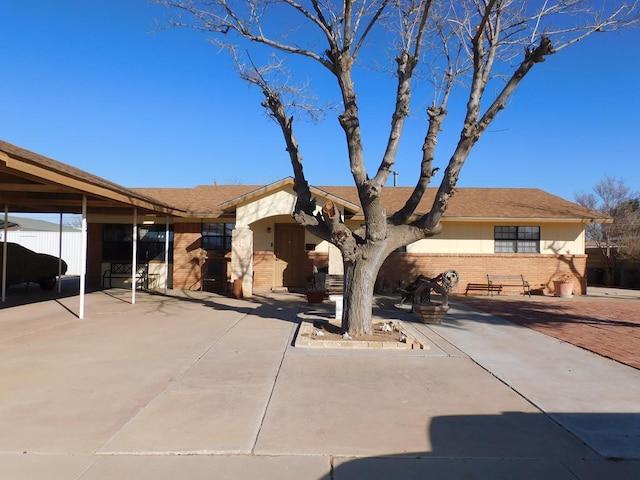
left=0, top=454, right=96, bottom=480
left=254, top=354, right=595, bottom=460
left=0, top=292, right=248, bottom=453
left=0, top=453, right=329, bottom=480
left=0, top=288, right=639, bottom=479
left=426, top=301, right=640, bottom=459
left=98, top=384, right=274, bottom=454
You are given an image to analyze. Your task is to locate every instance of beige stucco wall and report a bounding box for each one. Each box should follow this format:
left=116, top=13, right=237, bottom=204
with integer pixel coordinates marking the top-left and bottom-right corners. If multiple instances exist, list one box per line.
left=406, top=221, right=586, bottom=255
left=251, top=215, right=325, bottom=251
left=237, top=190, right=298, bottom=228
left=541, top=223, right=585, bottom=255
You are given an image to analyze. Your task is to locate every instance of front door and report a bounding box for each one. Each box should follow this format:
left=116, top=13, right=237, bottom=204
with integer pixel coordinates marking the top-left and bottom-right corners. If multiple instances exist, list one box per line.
left=274, top=224, right=306, bottom=288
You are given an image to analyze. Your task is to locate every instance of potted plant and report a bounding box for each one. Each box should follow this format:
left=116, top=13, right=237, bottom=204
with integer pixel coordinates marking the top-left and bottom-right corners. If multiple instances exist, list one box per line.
left=305, top=273, right=326, bottom=304
left=553, top=273, right=574, bottom=298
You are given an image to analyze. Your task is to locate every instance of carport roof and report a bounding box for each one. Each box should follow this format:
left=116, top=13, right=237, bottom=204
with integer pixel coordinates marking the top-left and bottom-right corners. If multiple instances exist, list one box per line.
left=0, top=140, right=187, bottom=216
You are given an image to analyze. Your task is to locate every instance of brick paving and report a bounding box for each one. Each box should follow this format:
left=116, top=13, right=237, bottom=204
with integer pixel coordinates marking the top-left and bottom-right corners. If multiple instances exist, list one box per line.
left=456, top=293, right=640, bottom=370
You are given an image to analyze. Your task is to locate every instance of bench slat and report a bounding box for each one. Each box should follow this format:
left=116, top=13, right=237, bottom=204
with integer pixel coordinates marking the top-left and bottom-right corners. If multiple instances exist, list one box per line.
left=103, top=263, right=148, bottom=289
left=465, top=283, right=502, bottom=296
left=486, top=274, right=531, bottom=297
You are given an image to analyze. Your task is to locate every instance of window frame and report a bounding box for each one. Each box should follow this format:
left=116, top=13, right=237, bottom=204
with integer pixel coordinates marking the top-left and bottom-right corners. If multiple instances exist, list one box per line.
left=494, top=226, right=540, bottom=253
left=102, top=224, right=174, bottom=262
left=202, top=222, right=235, bottom=251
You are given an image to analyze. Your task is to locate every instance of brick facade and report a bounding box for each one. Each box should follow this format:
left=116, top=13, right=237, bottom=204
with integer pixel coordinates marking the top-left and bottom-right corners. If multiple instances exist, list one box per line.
left=89, top=221, right=587, bottom=296
left=252, top=250, right=329, bottom=292
left=377, top=252, right=587, bottom=295
left=173, top=222, right=203, bottom=290
left=86, top=223, right=103, bottom=289
left=253, top=251, right=275, bottom=291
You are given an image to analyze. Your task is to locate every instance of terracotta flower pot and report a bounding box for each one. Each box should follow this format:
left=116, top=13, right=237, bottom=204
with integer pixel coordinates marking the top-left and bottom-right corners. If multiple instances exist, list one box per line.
left=554, top=281, right=573, bottom=298
left=306, top=290, right=325, bottom=304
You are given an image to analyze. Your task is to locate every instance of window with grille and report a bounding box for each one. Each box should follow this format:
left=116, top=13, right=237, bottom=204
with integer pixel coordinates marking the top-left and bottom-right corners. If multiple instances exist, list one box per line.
left=202, top=223, right=235, bottom=251
left=103, top=224, right=173, bottom=261
left=494, top=226, right=540, bottom=253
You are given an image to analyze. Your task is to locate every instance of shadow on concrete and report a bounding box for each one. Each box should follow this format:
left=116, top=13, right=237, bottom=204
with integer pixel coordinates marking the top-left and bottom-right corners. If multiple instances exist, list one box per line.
left=98, top=288, right=306, bottom=325
left=0, top=276, right=90, bottom=309
left=457, top=295, right=640, bottom=329
left=321, top=412, right=640, bottom=480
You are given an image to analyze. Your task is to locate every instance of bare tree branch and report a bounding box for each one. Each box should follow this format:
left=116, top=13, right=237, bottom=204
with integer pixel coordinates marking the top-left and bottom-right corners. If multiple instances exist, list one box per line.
left=156, top=0, right=640, bottom=335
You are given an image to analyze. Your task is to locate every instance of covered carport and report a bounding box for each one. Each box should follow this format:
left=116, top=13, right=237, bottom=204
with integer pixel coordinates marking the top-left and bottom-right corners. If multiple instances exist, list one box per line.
left=0, top=140, right=186, bottom=318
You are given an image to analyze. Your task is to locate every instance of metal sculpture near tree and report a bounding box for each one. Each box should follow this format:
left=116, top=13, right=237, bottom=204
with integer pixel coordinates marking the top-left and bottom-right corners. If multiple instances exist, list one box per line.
left=156, top=0, right=638, bottom=336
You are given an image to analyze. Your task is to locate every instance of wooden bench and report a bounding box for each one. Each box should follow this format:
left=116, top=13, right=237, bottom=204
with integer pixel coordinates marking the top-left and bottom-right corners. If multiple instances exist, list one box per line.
left=464, top=283, right=502, bottom=296
left=487, top=274, right=531, bottom=297
left=102, top=263, right=148, bottom=289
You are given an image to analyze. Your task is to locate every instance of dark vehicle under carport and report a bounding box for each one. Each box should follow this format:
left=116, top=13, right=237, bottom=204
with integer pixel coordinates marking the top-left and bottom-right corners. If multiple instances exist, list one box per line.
left=0, top=242, right=68, bottom=290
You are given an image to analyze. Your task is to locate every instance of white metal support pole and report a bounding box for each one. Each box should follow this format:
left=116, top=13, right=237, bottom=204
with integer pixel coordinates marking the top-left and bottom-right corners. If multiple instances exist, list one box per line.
left=58, top=212, right=63, bottom=293
left=79, top=195, right=87, bottom=319
left=164, top=216, right=170, bottom=295
left=131, top=208, right=137, bottom=305
left=2, top=205, right=7, bottom=302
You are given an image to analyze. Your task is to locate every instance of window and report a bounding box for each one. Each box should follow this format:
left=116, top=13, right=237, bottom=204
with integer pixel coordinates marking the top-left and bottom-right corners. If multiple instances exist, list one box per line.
left=139, top=225, right=174, bottom=262
left=103, top=224, right=133, bottom=261
left=494, top=226, right=540, bottom=253
left=202, top=223, right=235, bottom=251
left=103, top=224, right=173, bottom=262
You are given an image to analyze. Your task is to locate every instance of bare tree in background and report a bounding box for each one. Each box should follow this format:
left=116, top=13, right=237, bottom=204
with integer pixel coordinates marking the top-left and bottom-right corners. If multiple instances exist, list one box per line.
left=155, top=0, right=639, bottom=335
left=576, top=176, right=640, bottom=285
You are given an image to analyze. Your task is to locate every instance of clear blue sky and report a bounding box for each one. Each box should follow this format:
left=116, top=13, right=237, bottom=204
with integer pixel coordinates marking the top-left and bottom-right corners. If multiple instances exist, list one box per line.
left=2, top=1, right=639, bottom=204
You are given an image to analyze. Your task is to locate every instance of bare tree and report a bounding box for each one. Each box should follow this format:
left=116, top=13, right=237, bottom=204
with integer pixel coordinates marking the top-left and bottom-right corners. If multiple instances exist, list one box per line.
left=576, top=176, right=640, bottom=285
left=155, top=0, right=639, bottom=335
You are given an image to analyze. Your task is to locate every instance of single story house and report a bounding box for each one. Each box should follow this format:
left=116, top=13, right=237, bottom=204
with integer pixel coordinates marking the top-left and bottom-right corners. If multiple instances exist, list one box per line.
left=1, top=140, right=609, bottom=300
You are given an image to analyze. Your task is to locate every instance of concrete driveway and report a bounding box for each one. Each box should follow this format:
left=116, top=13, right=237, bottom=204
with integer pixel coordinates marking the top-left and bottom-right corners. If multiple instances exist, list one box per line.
left=1, top=288, right=639, bottom=479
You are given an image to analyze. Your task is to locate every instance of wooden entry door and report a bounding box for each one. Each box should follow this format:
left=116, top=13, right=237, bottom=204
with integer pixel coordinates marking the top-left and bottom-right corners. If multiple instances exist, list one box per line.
left=274, top=224, right=306, bottom=288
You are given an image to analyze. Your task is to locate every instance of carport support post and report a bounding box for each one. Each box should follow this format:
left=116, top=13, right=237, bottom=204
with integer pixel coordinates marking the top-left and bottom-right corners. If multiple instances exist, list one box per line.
left=164, top=216, right=169, bottom=295
left=132, top=208, right=137, bottom=305
left=58, top=212, right=63, bottom=294
left=79, top=195, right=87, bottom=319
left=2, top=205, right=7, bottom=302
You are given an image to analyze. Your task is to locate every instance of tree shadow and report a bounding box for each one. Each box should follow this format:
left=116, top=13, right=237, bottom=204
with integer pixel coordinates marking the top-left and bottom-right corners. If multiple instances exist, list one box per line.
left=103, top=288, right=307, bottom=325
left=456, top=295, right=639, bottom=329
left=321, top=412, right=640, bottom=479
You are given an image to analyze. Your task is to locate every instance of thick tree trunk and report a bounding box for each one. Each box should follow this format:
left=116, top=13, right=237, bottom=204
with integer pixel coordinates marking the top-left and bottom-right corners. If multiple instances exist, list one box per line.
left=341, top=247, right=388, bottom=336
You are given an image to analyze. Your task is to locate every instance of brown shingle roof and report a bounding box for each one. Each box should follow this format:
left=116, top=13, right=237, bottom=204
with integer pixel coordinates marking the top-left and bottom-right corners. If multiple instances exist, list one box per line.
left=320, top=186, right=608, bottom=220
left=132, top=185, right=258, bottom=217
left=134, top=180, right=609, bottom=221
